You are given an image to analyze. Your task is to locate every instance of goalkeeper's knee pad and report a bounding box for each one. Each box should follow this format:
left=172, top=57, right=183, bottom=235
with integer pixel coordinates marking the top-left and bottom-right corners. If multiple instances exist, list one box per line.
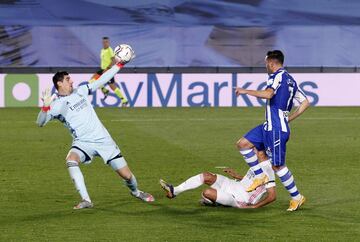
left=108, top=155, right=127, bottom=171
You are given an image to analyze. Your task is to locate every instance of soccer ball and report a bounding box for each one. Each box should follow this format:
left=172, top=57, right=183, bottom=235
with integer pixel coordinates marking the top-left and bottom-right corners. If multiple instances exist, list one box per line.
left=114, top=44, right=135, bottom=64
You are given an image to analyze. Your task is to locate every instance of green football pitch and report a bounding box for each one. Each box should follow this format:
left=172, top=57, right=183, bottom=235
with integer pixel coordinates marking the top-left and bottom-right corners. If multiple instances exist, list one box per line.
left=0, top=107, right=359, bottom=241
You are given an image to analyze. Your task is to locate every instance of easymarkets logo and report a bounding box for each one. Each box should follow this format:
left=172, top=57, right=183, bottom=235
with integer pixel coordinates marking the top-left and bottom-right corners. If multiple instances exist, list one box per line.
left=0, top=73, right=333, bottom=107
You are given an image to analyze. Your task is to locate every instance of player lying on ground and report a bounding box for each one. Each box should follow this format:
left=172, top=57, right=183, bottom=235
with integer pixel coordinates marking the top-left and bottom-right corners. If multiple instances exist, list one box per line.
left=36, top=57, right=153, bottom=210
left=160, top=156, right=276, bottom=209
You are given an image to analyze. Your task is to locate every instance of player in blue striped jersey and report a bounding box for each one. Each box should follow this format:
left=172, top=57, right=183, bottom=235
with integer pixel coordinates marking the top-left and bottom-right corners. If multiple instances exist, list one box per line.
left=234, top=50, right=310, bottom=211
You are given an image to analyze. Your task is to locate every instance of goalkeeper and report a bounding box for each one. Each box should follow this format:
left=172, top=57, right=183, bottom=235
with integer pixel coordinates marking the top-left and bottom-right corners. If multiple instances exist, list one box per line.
left=36, top=54, right=153, bottom=209
left=89, top=37, right=128, bottom=106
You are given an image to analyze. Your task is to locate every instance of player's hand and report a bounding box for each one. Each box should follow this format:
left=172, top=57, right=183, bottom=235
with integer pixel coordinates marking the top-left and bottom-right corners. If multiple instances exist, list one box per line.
left=234, top=87, right=248, bottom=96
left=237, top=201, right=254, bottom=208
left=41, top=88, right=56, bottom=107
left=117, top=54, right=135, bottom=65
left=241, top=204, right=255, bottom=209
left=223, top=168, right=237, bottom=178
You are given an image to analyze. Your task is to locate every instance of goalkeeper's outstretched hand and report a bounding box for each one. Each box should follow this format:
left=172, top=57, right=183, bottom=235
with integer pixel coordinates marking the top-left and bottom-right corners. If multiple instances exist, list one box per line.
left=114, top=44, right=135, bottom=65
left=41, top=88, right=56, bottom=111
left=116, top=54, right=135, bottom=66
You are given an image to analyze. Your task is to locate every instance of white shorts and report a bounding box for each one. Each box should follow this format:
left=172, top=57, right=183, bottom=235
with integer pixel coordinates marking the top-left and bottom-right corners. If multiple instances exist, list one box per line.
left=70, top=137, right=121, bottom=164
left=211, top=174, right=249, bottom=208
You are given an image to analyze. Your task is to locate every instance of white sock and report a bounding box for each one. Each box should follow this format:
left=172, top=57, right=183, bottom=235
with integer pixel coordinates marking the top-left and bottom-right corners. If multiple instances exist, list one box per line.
left=67, top=163, right=91, bottom=202
left=174, top=174, right=204, bottom=196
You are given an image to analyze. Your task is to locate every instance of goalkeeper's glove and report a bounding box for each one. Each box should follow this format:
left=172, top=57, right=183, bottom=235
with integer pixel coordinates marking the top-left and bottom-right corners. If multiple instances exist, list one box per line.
left=41, top=88, right=56, bottom=112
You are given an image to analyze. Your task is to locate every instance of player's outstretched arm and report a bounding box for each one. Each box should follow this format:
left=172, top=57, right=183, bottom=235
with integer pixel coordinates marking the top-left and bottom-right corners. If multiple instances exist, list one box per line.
left=87, top=63, right=124, bottom=92
left=234, top=87, right=274, bottom=99
left=223, top=168, right=244, bottom=180
left=36, top=111, right=50, bottom=127
left=247, top=187, right=276, bottom=209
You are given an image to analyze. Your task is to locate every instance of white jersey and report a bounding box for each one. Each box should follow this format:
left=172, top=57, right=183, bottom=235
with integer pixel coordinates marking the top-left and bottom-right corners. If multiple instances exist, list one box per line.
left=211, top=161, right=276, bottom=207
left=240, top=160, right=276, bottom=204
left=45, top=85, right=111, bottom=142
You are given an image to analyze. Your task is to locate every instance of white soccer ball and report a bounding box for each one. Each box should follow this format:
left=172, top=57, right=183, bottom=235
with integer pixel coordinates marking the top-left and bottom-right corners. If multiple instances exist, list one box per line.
left=114, top=44, right=135, bottom=64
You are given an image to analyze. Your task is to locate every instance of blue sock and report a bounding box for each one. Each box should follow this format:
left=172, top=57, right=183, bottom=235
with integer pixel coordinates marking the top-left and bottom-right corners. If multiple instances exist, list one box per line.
left=276, top=166, right=301, bottom=200
left=240, top=149, right=264, bottom=177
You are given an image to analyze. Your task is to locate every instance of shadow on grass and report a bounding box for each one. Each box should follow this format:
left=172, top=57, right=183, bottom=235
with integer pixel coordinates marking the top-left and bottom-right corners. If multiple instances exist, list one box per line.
left=0, top=199, right=280, bottom=229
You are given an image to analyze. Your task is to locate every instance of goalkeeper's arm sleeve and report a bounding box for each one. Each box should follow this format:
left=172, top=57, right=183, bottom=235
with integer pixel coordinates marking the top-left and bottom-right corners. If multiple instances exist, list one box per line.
left=88, top=64, right=123, bottom=92
left=36, top=110, right=51, bottom=127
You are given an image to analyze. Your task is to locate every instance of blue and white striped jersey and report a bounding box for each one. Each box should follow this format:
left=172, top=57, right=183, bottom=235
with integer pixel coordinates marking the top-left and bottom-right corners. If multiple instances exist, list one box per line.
left=264, top=68, right=307, bottom=132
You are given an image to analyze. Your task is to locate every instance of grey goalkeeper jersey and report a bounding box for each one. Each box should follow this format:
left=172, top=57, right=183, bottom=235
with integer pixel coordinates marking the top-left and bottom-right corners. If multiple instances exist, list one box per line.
left=36, top=64, right=121, bottom=142
left=37, top=86, right=110, bottom=142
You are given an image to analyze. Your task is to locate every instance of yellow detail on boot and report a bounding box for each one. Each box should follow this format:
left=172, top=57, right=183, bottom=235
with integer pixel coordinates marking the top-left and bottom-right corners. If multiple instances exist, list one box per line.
left=287, top=195, right=306, bottom=212
left=246, top=174, right=269, bottom=192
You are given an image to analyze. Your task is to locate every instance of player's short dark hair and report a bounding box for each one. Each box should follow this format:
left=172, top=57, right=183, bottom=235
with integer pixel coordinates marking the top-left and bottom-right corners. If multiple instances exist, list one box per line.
left=102, top=36, right=109, bottom=40
left=266, top=50, right=284, bottom=64
left=52, top=71, right=69, bottom=90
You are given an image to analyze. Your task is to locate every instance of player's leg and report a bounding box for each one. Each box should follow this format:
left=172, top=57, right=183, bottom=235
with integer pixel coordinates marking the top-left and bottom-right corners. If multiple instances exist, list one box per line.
left=237, top=137, right=263, bottom=175
left=201, top=188, right=217, bottom=204
left=175, top=172, right=216, bottom=195
left=108, top=155, right=154, bottom=202
left=98, top=139, right=153, bottom=202
left=268, top=130, right=305, bottom=211
left=257, top=150, right=269, bottom=162
left=66, top=148, right=93, bottom=209
left=274, top=165, right=305, bottom=211
left=160, top=172, right=217, bottom=199
left=202, top=188, right=239, bottom=208
left=236, top=125, right=268, bottom=191
left=108, top=81, right=128, bottom=106
left=101, top=86, right=110, bottom=99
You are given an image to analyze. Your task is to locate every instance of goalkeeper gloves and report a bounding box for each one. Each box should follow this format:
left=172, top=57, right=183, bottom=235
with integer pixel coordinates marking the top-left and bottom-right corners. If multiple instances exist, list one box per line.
left=41, top=88, right=56, bottom=112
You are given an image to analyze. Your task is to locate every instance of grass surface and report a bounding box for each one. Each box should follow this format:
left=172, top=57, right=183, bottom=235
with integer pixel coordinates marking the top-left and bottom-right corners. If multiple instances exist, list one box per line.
left=0, top=107, right=359, bottom=241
